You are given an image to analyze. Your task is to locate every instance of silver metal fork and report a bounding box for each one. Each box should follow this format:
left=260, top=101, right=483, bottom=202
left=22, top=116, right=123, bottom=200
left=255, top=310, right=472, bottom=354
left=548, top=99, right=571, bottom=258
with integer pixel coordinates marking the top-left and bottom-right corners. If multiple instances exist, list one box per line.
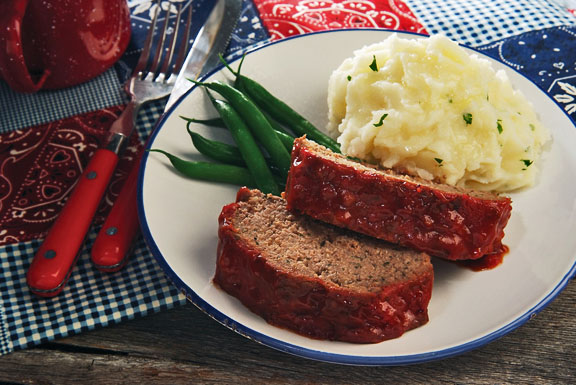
left=91, top=0, right=241, bottom=273
left=26, top=1, right=194, bottom=297
left=89, top=1, right=195, bottom=273
left=108, top=1, right=193, bottom=151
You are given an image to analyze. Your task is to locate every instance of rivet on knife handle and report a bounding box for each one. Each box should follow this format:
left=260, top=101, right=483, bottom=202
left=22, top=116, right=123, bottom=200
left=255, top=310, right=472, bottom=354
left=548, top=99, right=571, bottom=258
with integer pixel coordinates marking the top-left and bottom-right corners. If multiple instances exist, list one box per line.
left=91, top=157, right=140, bottom=272
left=26, top=138, right=125, bottom=297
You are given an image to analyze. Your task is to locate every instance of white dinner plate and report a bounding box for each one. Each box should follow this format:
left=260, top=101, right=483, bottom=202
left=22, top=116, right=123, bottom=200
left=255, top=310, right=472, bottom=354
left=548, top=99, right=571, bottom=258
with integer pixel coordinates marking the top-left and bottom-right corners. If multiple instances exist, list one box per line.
left=138, top=30, right=576, bottom=365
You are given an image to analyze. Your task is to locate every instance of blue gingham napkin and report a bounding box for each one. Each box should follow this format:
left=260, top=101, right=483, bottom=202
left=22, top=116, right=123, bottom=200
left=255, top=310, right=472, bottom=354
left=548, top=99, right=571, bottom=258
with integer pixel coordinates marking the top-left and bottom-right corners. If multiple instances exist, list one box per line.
left=405, top=0, right=576, bottom=46
left=2, top=0, right=576, bottom=356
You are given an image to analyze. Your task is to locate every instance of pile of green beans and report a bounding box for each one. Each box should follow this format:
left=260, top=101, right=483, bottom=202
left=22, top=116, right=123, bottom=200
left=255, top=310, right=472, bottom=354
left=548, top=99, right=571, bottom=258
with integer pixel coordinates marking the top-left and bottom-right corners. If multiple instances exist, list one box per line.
left=151, top=57, right=340, bottom=195
left=224, top=54, right=341, bottom=153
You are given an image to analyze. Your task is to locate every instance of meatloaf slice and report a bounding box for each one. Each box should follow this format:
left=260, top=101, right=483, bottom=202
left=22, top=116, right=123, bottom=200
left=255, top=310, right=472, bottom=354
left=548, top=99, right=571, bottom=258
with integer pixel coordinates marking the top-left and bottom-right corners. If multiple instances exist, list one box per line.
left=214, top=187, right=433, bottom=344
left=285, top=137, right=512, bottom=261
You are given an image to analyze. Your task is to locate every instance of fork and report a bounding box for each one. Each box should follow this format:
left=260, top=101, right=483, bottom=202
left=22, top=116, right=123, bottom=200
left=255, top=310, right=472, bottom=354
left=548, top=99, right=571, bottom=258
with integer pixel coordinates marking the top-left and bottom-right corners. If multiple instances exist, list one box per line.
left=110, top=1, right=193, bottom=148
left=119, top=1, right=193, bottom=135
left=26, top=1, right=193, bottom=296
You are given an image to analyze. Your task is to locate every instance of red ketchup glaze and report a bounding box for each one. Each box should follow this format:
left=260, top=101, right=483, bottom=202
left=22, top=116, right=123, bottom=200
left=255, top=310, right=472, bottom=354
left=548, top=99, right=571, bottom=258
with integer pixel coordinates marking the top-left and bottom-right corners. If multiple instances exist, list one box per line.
left=213, top=188, right=433, bottom=343
left=456, top=244, right=509, bottom=271
left=285, top=139, right=512, bottom=262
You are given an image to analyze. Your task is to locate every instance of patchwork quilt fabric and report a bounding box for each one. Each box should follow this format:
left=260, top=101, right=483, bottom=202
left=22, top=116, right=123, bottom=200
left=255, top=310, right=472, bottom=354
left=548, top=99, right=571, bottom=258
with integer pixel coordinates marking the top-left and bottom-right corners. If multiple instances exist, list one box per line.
left=1, top=0, right=576, bottom=355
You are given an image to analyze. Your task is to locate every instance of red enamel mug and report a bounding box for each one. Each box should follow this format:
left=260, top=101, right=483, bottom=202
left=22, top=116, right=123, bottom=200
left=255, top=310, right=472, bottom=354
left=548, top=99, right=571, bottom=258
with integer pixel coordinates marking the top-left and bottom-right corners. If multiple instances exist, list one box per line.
left=0, top=0, right=131, bottom=93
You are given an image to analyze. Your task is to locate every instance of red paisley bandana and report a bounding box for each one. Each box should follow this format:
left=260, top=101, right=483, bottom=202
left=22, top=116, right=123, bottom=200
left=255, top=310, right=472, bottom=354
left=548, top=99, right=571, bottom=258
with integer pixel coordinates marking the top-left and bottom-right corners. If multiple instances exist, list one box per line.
left=254, top=0, right=427, bottom=40
left=0, top=106, right=142, bottom=246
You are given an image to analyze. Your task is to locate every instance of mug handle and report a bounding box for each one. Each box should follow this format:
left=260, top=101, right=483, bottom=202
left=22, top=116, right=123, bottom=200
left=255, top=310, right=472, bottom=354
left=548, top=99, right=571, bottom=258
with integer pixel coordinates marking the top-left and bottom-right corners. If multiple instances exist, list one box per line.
left=0, top=0, right=49, bottom=93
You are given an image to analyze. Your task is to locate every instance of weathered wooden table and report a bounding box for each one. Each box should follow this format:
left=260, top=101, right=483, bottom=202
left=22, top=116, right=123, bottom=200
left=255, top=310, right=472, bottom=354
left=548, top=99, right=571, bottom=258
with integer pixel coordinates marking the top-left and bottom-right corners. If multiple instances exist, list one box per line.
left=0, top=279, right=574, bottom=384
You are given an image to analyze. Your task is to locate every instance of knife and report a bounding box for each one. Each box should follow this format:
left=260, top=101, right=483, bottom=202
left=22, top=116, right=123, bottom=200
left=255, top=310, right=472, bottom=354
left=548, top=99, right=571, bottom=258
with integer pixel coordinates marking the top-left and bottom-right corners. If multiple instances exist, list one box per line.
left=166, top=0, right=242, bottom=109
left=90, top=0, right=242, bottom=273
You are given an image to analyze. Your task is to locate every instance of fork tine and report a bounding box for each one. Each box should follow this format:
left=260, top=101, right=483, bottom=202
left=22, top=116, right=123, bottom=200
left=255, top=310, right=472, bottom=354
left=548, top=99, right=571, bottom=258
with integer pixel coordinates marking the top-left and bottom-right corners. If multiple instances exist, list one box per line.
left=134, top=0, right=161, bottom=75
left=124, top=0, right=193, bottom=106
left=170, top=4, right=193, bottom=78
left=159, top=3, right=183, bottom=79
left=148, top=2, right=172, bottom=79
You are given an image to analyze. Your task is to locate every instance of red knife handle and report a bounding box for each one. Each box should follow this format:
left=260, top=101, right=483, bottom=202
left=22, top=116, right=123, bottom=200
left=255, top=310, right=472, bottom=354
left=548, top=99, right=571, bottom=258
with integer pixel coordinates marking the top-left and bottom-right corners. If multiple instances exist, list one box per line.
left=26, top=148, right=119, bottom=297
left=91, top=157, right=140, bottom=272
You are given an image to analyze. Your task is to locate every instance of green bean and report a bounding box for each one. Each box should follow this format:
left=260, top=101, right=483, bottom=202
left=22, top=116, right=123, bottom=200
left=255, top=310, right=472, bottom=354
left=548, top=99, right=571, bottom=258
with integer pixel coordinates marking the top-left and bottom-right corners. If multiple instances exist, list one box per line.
left=182, top=119, right=293, bottom=171
left=183, top=115, right=294, bottom=151
left=274, top=129, right=295, bottom=152
left=179, top=116, right=226, bottom=128
left=187, top=128, right=294, bottom=170
left=236, top=75, right=340, bottom=153
left=206, top=93, right=281, bottom=196
left=219, top=55, right=295, bottom=138
left=191, top=79, right=291, bottom=177
left=149, top=149, right=256, bottom=186
left=219, top=55, right=340, bottom=153
left=184, top=120, right=244, bottom=165
left=261, top=110, right=293, bottom=136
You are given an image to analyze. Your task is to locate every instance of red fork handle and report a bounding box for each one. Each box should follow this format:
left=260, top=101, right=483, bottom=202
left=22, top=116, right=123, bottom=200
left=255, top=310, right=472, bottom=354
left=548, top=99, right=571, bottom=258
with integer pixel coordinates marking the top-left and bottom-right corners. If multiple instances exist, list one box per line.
left=26, top=148, right=119, bottom=297
left=91, top=157, right=141, bottom=272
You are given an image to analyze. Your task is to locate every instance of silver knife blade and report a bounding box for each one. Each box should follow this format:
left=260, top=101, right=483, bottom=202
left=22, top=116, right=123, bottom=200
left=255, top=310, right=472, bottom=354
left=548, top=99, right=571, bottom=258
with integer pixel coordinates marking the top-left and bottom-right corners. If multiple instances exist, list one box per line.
left=165, top=0, right=242, bottom=110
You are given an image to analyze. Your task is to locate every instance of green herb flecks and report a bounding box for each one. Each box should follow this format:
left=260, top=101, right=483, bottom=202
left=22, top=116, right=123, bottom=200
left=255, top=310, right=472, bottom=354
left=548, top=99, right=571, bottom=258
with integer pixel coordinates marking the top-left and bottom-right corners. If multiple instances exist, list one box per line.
left=521, top=159, right=533, bottom=170
left=373, top=113, right=388, bottom=127
left=347, top=75, right=352, bottom=81
left=463, top=113, right=473, bottom=125
left=369, top=55, right=378, bottom=72
left=434, top=158, right=444, bottom=166
left=529, top=123, right=535, bottom=131
left=497, top=119, right=503, bottom=134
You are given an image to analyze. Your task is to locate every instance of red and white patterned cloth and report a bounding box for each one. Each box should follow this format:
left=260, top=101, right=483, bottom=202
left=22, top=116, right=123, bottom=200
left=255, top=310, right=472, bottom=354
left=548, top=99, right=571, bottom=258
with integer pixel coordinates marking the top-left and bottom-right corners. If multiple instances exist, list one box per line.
left=255, top=0, right=426, bottom=39
left=0, top=106, right=141, bottom=246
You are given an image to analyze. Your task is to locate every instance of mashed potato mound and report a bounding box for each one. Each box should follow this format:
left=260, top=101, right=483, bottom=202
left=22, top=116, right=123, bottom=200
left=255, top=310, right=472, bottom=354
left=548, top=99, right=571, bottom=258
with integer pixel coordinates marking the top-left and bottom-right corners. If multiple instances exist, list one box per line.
left=327, top=34, right=550, bottom=192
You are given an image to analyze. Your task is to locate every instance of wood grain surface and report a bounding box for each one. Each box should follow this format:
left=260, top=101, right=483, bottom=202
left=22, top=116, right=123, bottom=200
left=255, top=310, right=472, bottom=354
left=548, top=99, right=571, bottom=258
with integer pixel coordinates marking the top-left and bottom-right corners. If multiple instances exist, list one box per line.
left=0, top=279, right=574, bottom=385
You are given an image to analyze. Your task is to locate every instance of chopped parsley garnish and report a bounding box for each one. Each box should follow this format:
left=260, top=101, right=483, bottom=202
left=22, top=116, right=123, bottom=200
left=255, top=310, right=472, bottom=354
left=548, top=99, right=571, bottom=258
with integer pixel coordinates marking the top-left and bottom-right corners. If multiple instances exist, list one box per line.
left=448, top=98, right=453, bottom=103
left=529, top=123, right=535, bottom=131
left=497, top=119, right=503, bottom=134
left=463, top=113, right=473, bottom=125
left=369, top=55, right=378, bottom=72
left=347, top=75, right=352, bottom=81
left=521, top=159, right=533, bottom=169
left=434, top=158, right=444, bottom=166
left=373, top=113, right=388, bottom=127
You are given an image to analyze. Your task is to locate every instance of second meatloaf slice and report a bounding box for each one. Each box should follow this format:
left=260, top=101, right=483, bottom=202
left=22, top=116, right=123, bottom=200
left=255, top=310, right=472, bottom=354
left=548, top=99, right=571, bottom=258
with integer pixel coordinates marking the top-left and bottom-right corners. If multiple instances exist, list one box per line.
left=214, top=188, right=433, bottom=343
left=285, top=137, right=512, bottom=261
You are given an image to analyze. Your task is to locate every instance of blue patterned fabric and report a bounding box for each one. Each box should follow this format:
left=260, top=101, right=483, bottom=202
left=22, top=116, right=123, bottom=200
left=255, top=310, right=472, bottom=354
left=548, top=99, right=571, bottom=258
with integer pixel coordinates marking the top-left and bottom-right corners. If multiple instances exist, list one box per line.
left=405, top=0, right=576, bottom=46
left=0, top=70, right=125, bottom=133
left=476, top=26, right=576, bottom=113
left=0, top=235, right=183, bottom=353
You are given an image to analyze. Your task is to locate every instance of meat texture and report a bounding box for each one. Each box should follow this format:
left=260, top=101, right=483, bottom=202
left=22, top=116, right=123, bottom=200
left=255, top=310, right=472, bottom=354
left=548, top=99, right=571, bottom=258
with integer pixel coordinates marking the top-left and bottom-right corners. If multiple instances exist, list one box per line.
left=285, top=137, right=512, bottom=261
left=214, top=188, right=433, bottom=343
